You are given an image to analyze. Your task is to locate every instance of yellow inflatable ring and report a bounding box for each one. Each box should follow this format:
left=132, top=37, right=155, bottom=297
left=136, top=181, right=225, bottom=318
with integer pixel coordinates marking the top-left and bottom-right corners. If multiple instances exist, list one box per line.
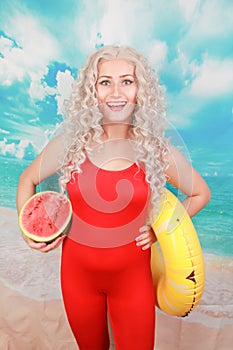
left=151, top=189, right=205, bottom=317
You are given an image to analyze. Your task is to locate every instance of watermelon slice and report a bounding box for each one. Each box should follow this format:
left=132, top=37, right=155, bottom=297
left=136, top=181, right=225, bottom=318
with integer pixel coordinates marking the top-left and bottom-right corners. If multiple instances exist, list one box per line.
left=19, top=191, right=72, bottom=243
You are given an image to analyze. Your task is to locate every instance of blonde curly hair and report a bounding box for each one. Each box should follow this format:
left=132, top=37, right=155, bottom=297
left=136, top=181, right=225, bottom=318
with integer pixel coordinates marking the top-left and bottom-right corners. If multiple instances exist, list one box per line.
left=59, top=45, right=168, bottom=220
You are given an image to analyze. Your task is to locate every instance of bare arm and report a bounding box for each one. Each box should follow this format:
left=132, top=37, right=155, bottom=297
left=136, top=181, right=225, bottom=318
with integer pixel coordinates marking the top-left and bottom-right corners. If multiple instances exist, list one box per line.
left=16, top=135, right=63, bottom=213
left=136, top=142, right=211, bottom=250
left=16, top=135, right=66, bottom=252
left=165, top=143, right=211, bottom=217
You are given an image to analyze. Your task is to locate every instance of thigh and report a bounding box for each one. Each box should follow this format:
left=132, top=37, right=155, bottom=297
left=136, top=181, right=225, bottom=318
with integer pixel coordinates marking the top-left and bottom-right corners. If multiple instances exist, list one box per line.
left=61, top=239, right=110, bottom=350
left=108, top=248, right=155, bottom=350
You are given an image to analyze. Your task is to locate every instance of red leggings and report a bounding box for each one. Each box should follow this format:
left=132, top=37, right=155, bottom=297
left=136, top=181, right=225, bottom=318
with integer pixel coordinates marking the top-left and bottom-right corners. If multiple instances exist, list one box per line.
left=61, top=238, right=155, bottom=350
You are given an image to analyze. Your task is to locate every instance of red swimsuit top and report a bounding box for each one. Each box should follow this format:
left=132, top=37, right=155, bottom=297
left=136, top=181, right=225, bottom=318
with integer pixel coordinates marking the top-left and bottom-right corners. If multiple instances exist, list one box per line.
left=66, top=157, right=150, bottom=248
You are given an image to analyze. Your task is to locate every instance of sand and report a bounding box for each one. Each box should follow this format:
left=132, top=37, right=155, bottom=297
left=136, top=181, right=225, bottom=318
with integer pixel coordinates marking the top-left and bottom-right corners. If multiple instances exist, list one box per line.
left=0, top=207, right=233, bottom=349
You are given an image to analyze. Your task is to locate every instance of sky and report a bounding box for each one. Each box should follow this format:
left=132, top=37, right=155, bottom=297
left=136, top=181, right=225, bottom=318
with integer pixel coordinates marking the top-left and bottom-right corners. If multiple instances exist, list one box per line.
left=0, top=0, right=232, bottom=175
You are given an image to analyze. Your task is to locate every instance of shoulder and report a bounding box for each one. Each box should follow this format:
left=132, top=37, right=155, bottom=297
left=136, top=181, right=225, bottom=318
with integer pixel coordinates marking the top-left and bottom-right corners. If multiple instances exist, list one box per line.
left=164, top=142, right=194, bottom=186
left=164, top=142, right=190, bottom=169
left=41, top=134, right=65, bottom=158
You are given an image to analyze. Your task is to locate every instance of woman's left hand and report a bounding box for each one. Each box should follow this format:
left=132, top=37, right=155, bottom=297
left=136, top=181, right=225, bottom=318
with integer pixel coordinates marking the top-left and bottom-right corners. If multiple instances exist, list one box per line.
left=135, top=225, right=157, bottom=250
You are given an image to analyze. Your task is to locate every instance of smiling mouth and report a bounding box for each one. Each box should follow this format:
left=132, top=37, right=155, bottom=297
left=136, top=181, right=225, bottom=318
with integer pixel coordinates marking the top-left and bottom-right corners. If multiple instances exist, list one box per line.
left=106, top=102, right=127, bottom=111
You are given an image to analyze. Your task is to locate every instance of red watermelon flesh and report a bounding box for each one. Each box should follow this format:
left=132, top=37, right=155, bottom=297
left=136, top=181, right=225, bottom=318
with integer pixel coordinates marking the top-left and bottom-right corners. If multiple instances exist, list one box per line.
left=19, top=191, right=72, bottom=242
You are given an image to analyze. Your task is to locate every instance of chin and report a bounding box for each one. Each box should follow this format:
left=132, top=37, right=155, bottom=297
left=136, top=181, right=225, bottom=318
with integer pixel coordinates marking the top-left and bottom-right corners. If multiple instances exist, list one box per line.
left=100, top=103, right=135, bottom=125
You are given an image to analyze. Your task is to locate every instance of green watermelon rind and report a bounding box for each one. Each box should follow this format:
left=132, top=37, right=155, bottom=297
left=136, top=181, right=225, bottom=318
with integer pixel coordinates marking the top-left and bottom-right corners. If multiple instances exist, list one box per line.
left=18, top=191, right=72, bottom=243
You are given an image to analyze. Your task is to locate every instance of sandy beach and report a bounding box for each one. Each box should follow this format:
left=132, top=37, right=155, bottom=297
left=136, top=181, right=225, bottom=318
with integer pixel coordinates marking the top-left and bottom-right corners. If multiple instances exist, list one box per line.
left=1, top=206, right=233, bottom=349
left=1, top=280, right=232, bottom=350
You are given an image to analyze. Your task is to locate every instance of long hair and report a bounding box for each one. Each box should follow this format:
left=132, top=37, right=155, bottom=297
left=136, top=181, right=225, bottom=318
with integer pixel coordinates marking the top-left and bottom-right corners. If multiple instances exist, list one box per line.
left=59, top=45, right=168, bottom=220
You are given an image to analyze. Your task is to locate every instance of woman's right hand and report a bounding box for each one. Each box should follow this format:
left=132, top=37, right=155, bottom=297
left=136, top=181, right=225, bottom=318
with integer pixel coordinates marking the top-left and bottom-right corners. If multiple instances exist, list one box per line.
left=22, top=234, right=66, bottom=253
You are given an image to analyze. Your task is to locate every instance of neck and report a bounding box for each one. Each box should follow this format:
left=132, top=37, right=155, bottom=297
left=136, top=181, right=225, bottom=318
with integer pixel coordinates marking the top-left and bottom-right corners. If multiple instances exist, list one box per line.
left=102, top=123, right=131, bottom=140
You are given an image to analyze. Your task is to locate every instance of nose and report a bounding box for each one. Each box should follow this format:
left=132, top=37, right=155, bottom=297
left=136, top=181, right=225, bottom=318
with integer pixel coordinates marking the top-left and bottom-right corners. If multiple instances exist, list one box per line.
left=111, top=82, right=121, bottom=98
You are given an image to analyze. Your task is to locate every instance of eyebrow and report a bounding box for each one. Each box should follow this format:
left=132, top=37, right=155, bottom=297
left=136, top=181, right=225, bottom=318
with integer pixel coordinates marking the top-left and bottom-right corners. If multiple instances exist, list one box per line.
left=98, top=74, right=135, bottom=79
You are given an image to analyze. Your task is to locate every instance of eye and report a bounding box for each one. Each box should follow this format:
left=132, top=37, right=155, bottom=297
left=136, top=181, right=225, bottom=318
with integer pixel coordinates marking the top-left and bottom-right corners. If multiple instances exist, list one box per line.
left=122, top=79, right=134, bottom=85
left=99, top=80, right=110, bottom=86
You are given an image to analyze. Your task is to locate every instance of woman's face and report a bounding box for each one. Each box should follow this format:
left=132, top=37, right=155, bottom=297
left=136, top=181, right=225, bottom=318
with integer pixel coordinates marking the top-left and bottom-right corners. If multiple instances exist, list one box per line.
left=96, top=59, right=137, bottom=123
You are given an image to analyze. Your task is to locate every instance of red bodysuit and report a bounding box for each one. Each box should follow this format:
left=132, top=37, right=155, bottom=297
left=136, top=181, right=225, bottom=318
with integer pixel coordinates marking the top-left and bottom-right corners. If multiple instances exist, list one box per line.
left=61, top=157, right=155, bottom=350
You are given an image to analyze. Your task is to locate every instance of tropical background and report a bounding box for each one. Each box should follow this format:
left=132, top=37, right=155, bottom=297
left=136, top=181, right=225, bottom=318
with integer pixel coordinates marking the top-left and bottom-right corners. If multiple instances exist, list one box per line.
left=0, top=0, right=232, bottom=349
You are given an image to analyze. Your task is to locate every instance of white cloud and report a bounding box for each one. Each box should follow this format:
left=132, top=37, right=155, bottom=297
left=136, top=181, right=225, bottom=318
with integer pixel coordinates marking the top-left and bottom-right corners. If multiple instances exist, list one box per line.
left=73, top=0, right=103, bottom=54
left=196, top=0, right=233, bottom=37
left=0, top=135, right=54, bottom=160
left=1, top=113, right=58, bottom=152
left=190, top=58, right=233, bottom=97
left=0, top=36, right=15, bottom=55
left=28, top=79, right=56, bottom=100
left=0, top=128, right=10, bottom=135
left=0, top=10, right=59, bottom=86
left=179, top=0, right=233, bottom=53
left=0, top=138, right=16, bottom=156
left=166, top=88, right=204, bottom=129
left=99, top=0, right=138, bottom=46
left=0, top=42, right=25, bottom=85
left=178, top=0, right=200, bottom=22
left=15, top=139, right=31, bottom=159
left=165, top=59, right=233, bottom=129
left=147, top=40, right=168, bottom=70
left=74, top=0, right=173, bottom=56
left=75, top=0, right=132, bottom=53
left=0, top=137, right=37, bottom=160
left=6, top=11, right=59, bottom=65
left=56, top=70, right=74, bottom=115
left=165, top=56, right=233, bottom=129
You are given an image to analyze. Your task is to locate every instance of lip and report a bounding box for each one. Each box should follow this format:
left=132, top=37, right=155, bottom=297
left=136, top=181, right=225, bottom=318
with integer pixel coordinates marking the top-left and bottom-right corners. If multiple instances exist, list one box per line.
left=106, top=101, right=127, bottom=111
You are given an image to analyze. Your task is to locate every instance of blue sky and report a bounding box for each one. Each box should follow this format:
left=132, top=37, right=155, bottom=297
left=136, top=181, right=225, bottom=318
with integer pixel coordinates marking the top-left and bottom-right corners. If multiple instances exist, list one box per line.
left=0, top=0, right=233, bottom=175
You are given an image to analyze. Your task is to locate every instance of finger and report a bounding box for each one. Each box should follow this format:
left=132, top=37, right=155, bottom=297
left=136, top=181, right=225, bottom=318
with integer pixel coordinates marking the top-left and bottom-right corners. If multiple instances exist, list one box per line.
left=136, top=237, right=151, bottom=247
left=40, top=239, right=63, bottom=253
left=141, top=242, right=152, bottom=250
left=139, top=225, right=151, bottom=233
left=135, top=233, right=149, bottom=242
left=52, top=235, right=66, bottom=249
left=40, top=235, right=66, bottom=253
left=22, top=235, right=47, bottom=250
left=136, top=237, right=153, bottom=250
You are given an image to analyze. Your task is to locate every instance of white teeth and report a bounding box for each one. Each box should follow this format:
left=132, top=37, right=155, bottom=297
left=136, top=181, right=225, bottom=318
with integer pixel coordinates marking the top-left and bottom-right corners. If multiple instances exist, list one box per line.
left=107, top=102, right=126, bottom=107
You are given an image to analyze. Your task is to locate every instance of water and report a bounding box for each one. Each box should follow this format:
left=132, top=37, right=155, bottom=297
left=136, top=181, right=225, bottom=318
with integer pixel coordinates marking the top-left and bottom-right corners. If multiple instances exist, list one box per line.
left=192, top=176, right=233, bottom=257
left=1, top=156, right=232, bottom=256
left=0, top=157, right=29, bottom=209
left=0, top=157, right=60, bottom=208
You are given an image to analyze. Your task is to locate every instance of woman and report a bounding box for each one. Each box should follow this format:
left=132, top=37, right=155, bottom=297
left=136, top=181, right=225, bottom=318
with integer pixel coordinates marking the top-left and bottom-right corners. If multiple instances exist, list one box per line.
left=17, top=45, right=211, bottom=350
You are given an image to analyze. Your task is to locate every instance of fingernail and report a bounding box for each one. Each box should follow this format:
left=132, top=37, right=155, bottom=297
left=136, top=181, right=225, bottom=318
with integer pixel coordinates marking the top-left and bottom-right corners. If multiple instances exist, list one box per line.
left=40, top=243, right=47, bottom=248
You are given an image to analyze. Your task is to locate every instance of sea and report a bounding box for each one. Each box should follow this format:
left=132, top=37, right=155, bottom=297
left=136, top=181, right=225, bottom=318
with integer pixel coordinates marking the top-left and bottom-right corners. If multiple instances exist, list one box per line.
left=1, top=156, right=233, bottom=257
